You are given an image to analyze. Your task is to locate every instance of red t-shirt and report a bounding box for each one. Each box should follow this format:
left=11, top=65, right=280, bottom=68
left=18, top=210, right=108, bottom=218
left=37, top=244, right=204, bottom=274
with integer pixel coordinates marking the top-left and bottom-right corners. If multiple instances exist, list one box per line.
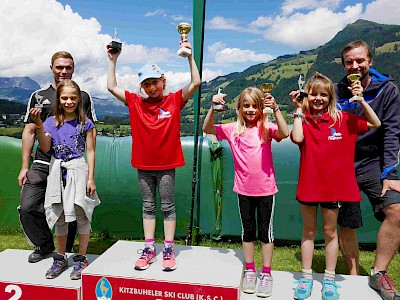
left=125, top=90, right=186, bottom=170
left=294, top=111, right=368, bottom=202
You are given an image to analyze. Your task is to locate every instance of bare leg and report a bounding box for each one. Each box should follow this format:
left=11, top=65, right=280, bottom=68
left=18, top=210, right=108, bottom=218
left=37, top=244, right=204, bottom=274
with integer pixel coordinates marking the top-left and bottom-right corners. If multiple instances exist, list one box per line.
left=338, top=226, right=359, bottom=275
left=300, top=205, right=318, bottom=269
left=56, top=234, right=68, bottom=255
left=164, top=219, right=176, bottom=242
left=243, top=241, right=255, bottom=264
left=261, top=242, right=274, bottom=267
left=78, top=234, right=90, bottom=256
left=374, top=203, right=400, bottom=271
left=143, top=218, right=156, bottom=240
left=321, top=208, right=339, bottom=272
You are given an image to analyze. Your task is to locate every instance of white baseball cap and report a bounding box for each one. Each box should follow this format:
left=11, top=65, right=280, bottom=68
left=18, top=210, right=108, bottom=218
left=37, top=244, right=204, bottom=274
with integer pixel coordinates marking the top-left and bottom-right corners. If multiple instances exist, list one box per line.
left=138, top=64, right=164, bottom=84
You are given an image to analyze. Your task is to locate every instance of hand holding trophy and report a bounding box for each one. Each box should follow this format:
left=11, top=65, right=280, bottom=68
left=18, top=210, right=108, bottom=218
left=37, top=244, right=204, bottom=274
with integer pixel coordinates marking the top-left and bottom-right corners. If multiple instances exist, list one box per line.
left=177, top=22, right=192, bottom=58
left=109, top=28, right=122, bottom=54
left=347, top=73, right=364, bottom=103
left=259, top=83, right=274, bottom=114
left=213, top=88, right=227, bottom=112
left=297, top=75, right=308, bottom=101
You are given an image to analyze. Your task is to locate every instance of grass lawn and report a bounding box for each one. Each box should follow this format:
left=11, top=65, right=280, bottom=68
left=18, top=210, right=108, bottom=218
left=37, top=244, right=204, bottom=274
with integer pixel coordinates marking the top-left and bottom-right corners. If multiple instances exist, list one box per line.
left=1, top=229, right=399, bottom=287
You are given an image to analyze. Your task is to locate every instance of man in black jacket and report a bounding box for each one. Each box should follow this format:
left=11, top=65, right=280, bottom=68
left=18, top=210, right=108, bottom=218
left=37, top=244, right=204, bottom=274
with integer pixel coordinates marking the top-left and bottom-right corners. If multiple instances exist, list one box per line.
left=335, top=40, right=400, bottom=300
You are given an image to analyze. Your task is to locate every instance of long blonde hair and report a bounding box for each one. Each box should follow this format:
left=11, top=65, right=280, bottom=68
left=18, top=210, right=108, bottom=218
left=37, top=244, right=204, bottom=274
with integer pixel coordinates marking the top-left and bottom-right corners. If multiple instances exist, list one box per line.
left=302, top=72, right=342, bottom=125
left=54, top=79, right=85, bottom=127
left=235, top=87, right=269, bottom=143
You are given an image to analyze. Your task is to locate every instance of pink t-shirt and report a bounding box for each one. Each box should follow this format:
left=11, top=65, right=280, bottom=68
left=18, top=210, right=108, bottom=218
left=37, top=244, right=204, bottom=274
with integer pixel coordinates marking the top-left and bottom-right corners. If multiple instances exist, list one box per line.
left=216, top=122, right=281, bottom=196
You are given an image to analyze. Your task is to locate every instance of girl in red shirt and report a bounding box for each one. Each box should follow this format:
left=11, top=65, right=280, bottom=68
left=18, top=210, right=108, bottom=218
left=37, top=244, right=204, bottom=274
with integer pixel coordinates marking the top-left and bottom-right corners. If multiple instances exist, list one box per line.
left=106, top=37, right=200, bottom=272
left=290, top=72, right=380, bottom=300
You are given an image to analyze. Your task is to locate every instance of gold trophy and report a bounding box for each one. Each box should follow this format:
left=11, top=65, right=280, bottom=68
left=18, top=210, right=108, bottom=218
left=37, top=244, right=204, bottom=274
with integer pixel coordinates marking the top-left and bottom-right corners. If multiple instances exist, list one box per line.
left=259, top=83, right=274, bottom=114
left=177, top=22, right=192, bottom=57
left=347, top=73, right=363, bottom=103
left=109, top=28, right=122, bottom=54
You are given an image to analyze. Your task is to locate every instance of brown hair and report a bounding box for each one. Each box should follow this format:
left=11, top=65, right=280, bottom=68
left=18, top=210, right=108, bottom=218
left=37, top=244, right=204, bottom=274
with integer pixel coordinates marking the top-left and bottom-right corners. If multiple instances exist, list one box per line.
left=341, top=40, right=373, bottom=65
left=54, top=79, right=85, bottom=126
left=51, top=51, right=74, bottom=66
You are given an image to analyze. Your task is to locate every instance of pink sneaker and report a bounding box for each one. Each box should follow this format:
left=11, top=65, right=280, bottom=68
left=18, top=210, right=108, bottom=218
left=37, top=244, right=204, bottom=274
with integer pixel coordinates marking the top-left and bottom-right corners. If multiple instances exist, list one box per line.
left=162, top=244, right=177, bottom=271
left=134, top=246, right=157, bottom=270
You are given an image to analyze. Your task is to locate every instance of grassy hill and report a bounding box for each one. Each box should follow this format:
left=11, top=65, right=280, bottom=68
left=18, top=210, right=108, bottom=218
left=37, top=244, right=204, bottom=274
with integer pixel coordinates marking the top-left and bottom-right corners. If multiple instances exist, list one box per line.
left=181, top=19, right=400, bottom=134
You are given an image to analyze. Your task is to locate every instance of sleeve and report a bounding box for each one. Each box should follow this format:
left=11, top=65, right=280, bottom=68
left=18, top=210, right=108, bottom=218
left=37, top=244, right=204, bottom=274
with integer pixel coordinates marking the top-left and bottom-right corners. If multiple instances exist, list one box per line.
left=215, top=123, right=231, bottom=141
left=381, top=83, right=400, bottom=180
left=24, top=91, right=39, bottom=123
left=268, top=122, right=280, bottom=142
left=346, top=113, right=368, bottom=136
left=84, top=119, right=95, bottom=132
left=82, top=91, right=97, bottom=122
left=43, top=117, right=54, bottom=134
left=124, top=90, right=137, bottom=108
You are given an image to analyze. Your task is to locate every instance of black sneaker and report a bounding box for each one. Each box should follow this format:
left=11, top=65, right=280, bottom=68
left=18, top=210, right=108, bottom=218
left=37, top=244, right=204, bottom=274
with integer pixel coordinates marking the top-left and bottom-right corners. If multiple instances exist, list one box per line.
left=45, top=254, right=68, bottom=279
left=28, top=248, right=52, bottom=263
left=369, top=268, right=400, bottom=300
left=70, top=255, right=88, bottom=280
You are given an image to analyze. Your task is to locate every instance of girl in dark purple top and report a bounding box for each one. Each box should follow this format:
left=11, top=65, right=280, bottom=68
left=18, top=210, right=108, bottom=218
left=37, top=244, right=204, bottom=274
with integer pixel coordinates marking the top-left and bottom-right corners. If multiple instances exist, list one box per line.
left=29, top=80, right=97, bottom=280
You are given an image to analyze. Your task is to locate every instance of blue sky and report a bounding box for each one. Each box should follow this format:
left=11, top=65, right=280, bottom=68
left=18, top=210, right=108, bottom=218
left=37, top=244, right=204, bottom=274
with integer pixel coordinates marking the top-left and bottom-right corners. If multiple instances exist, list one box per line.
left=1, top=0, right=399, bottom=98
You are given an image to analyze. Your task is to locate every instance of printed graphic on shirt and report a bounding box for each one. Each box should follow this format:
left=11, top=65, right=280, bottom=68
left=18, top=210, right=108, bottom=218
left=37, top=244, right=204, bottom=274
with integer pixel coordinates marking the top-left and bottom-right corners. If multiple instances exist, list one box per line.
left=328, top=128, right=342, bottom=141
left=158, top=108, right=172, bottom=119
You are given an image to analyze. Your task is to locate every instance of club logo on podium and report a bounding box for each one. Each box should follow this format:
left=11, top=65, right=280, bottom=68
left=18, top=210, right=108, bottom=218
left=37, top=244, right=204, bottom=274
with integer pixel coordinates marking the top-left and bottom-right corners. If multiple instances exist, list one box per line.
left=96, top=277, right=113, bottom=300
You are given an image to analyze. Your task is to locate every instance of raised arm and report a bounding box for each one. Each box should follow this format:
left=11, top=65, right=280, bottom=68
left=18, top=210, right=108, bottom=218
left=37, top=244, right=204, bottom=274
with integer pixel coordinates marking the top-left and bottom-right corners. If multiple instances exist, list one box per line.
left=289, top=91, right=304, bottom=144
left=86, top=128, right=96, bottom=196
left=181, top=41, right=201, bottom=103
left=107, top=45, right=126, bottom=104
left=29, top=108, right=51, bottom=153
left=359, top=99, right=381, bottom=129
left=202, top=93, right=226, bottom=135
left=263, top=93, right=289, bottom=140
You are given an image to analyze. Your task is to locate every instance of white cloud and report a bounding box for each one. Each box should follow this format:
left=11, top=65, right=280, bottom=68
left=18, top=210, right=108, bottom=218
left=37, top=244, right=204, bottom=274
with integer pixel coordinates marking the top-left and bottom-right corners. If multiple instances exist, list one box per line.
left=207, top=16, right=242, bottom=31
left=215, top=48, right=274, bottom=64
left=250, top=16, right=274, bottom=29
left=281, top=0, right=343, bottom=15
left=0, top=0, right=191, bottom=99
left=362, top=0, right=400, bottom=25
left=265, top=4, right=363, bottom=49
left=144, top=9, right=168, bottom=17
left=202, top=69, right=223, bottom=82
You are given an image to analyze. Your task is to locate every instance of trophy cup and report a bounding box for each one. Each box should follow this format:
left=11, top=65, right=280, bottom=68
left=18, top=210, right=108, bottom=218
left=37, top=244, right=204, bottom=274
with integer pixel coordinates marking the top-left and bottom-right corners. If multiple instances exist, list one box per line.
left=259, top=83, right=274, bottom=114
left=347, top=73, right=363, bottom=103
left=297, top=75, right=308, bottom=101
left=109, top=28, right=122, bottom=54
left=177, top=22, right=191, bottom=57
left=213, top=88, right=227, bottom=112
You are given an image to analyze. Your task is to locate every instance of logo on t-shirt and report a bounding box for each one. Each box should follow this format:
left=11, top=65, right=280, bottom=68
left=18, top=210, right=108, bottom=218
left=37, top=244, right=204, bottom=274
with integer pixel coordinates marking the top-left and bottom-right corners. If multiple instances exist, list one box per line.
left=328, top=128, right=342, bottom=140
left=158, top=108, right=172, bottom=119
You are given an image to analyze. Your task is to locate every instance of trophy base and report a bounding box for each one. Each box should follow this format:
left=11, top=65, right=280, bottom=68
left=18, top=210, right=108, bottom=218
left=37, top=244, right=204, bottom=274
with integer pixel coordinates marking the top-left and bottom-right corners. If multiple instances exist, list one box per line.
left=263, top=107, right=274, bottom=115
left=177, top=47, right=191, bottom=58
left=109, top=41, right=122, bottom=54
left=349, top=95, right=364, bottom=103
left=213, top=104, right=227, bottom=112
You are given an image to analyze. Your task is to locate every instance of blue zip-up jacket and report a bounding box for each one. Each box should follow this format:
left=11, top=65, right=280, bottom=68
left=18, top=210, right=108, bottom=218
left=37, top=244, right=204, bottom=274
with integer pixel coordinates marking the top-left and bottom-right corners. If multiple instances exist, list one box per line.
left=335, top=68, right=400, bottom=180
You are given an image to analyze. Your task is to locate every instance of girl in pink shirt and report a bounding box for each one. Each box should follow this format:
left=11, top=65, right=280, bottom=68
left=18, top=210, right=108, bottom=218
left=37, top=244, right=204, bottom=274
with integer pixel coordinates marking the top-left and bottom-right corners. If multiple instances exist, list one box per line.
left=203, top=87, right=289, bottom=297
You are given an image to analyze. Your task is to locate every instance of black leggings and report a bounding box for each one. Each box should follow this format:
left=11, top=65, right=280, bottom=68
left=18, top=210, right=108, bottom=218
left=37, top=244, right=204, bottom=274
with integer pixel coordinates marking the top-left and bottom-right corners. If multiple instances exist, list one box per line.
left=238, top=194, right=275, bottom=243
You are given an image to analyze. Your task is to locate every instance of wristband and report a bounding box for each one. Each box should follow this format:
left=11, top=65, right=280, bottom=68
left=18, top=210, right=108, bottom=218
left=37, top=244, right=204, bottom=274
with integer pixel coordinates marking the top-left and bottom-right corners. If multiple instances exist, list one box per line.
left=273, top=106, right=280, bottom=112
left=293, top=112, right=304, bottom=119
left=35, top=124, right=44, bottom=129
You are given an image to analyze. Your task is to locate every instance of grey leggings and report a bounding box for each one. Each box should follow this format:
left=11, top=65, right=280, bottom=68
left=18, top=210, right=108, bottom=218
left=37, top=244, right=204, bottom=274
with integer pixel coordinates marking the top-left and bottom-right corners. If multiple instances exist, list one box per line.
left=137, top=169, right=176, bottom=221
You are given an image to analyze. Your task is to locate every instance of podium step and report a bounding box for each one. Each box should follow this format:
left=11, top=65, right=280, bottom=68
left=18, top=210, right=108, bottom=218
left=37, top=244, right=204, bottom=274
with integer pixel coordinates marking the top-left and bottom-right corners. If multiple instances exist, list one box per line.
left=0, top=248, right=98, bottom=300
left=240, top=270, right=382, bottom=299
left=81, top=240, right=243, bottom=300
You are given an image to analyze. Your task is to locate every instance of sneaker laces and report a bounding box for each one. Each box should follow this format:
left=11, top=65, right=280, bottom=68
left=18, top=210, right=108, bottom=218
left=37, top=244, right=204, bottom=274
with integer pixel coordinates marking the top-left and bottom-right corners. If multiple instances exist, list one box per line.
left=297, top=279, right=310, bottom=290
left=51, top=259, right=64, bottom=270
left=259, top=274, right=271, bottom=287
left=73, top=261, right=84, bottom=271
left=244, top=270, right=256, bottom=283
left=137, top=247, right=153, bottom=260
left=323, top=280, right=340, bottom=293
left=380, top=273, right=399, bottom=294
left=163, top=246, right=174, bottom=260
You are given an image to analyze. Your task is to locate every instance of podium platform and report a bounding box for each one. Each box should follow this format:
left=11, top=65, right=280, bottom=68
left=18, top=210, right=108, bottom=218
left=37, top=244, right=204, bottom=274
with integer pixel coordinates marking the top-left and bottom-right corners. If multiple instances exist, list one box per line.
left=81, top=240, right=243, bottom=300
left=0, top=244, right=384, bottom=300
left=0, top=249, right=97, bottom=300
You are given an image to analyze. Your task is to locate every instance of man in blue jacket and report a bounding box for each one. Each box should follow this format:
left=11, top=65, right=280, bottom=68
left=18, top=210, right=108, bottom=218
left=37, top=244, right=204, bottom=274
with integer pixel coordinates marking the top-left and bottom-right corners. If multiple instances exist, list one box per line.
left=335, top=40, right=400, bottom=300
